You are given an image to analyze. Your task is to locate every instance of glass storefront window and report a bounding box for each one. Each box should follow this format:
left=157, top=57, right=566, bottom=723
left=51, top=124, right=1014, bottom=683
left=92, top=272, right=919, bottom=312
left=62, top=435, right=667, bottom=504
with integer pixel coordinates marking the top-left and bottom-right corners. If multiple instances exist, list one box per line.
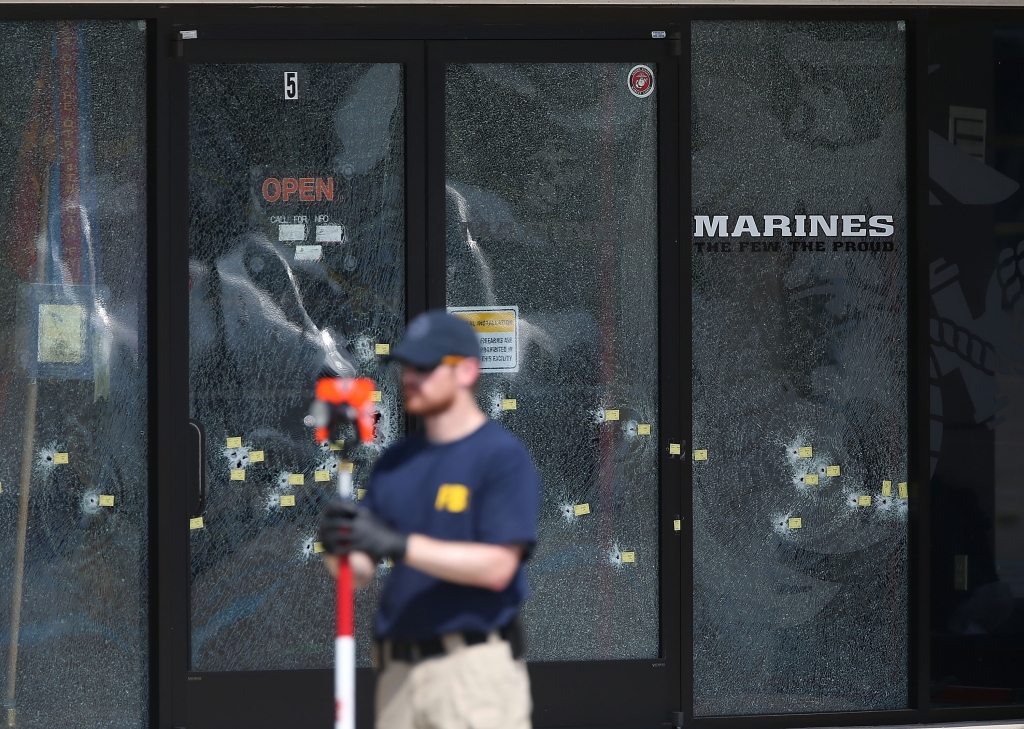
left=0, top=20, right=149, bottom=729
left=692, top=20, right=909, bottom=715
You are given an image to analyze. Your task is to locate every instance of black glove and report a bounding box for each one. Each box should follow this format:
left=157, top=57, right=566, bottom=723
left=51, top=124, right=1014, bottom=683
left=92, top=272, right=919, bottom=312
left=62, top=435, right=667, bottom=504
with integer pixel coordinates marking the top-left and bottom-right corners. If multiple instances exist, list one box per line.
left=318, top=496, right=408, bottom=561
left=318, top=496, right=357, bottom=555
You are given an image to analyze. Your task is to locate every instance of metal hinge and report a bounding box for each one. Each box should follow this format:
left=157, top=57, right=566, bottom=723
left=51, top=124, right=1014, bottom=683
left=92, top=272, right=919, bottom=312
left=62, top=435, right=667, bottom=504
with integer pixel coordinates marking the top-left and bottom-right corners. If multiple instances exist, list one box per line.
left=651, top=30, right=681, bottom=56
left=173, top=30, right=197, bottom=58
left=668, top=32, right=681, bottom=57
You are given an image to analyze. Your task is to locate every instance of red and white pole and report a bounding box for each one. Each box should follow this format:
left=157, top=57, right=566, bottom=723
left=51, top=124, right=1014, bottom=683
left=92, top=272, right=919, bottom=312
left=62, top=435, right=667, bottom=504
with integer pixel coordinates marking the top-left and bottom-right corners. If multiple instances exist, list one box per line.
left=335, top=465, right=355, bottom=729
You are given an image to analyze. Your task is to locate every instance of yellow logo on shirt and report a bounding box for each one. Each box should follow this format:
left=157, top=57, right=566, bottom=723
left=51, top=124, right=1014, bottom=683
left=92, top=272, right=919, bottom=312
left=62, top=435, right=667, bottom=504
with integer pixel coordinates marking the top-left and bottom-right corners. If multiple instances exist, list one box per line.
left=435, top=484, right=470, bottom=513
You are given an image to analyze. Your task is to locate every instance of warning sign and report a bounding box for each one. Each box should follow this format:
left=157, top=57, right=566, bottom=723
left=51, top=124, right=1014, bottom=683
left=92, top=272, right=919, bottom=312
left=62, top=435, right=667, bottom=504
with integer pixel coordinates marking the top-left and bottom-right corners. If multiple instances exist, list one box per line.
left=448, top=306, right=519, bottom=373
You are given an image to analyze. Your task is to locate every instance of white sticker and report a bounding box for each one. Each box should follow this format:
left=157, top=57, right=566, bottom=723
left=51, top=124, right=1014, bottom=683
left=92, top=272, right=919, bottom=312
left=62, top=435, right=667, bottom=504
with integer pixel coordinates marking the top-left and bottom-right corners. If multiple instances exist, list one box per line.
left=180, top=29, right=198, bottom=39
left=628, top=65, right=655, bottom=98
left=284, top=71, right=298, bottom=100
left=38, top=304, right=85, bottom=364
left=448, top=306, right=519, bottom=373
left=278, top=223, right=306, bottom=242
left=294, top=244, right=322, bottom=261
left=315, top=224, right=344, bottom=243
left=651, top=30, right=667, bottom=38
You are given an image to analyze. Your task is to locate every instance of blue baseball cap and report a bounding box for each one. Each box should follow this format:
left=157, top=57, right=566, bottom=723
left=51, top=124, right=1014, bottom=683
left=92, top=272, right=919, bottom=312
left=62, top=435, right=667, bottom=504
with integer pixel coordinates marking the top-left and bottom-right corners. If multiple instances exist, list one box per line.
left=390, top=309, right=480, bottom=368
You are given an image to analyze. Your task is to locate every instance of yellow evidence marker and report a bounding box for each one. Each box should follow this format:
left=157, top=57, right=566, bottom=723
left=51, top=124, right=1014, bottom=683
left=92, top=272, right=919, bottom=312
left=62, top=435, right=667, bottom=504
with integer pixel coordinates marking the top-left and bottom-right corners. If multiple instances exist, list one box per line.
left=882, top=480, right=892, bottom=497
left=858, top=495, right=872, bottom=506
left=805, top=474, right=818, bottom=485
left=230, top=469, right=245, bottom=481
left=502, top=399, right=517, bottom=410
left=375, top=343, right=390, bottom=355
left=693, top=449, right=708, bottom=461
left=604, top=409, right=619, bottom=421
left=249, top=450, right=264, bottom=463
left=189, top=517, right=204, bottom=530
left=637, top=424, right=651, bottom=435
left=788, top=517, right=802, bottom=529
left=280, top=495, right=296, bottom=507
left=226, top=437, right=242, bottom=448
left=798, top=446, right=812, bottom=458
left=99, top=495, right=115, bottom=507
left=574, top=503, right=590, bottom=516
left=826, top=466, right=841, bottom=477
left=621, top=552, right=635, bottom=563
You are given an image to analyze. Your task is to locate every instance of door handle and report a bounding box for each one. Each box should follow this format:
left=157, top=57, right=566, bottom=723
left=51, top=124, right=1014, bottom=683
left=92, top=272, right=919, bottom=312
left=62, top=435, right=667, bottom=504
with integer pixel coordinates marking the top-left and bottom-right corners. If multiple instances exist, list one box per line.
left=188, top=419, right=208, bottom=519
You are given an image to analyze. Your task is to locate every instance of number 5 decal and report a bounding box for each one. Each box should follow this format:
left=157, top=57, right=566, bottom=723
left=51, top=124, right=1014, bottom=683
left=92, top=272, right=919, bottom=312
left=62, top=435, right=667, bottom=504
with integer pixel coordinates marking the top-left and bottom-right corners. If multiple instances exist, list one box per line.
left=284, top=71, right=298, bottom=100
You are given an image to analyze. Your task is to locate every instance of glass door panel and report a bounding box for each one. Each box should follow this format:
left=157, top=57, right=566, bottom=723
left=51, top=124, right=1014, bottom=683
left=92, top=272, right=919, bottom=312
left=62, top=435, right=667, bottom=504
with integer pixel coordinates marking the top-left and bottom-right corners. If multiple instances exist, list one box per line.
left=187, top=61, right=405, bottom=673
left=445, top=60, right=661, bottom=662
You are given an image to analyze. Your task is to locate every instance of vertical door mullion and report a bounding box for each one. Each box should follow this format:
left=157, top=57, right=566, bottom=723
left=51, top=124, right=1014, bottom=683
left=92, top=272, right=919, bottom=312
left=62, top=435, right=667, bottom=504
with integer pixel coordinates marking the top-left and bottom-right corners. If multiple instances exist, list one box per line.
left=161, top=40, right=192, bottom=729
left=425, top=42, right=446, bottom=311
left=656, top=32, right=685, bottom=726
left=678, top=14, right=694, bottom=725
left=908, top=8, right=931, bottom=722
left=406, top=40, right=428, bottom=321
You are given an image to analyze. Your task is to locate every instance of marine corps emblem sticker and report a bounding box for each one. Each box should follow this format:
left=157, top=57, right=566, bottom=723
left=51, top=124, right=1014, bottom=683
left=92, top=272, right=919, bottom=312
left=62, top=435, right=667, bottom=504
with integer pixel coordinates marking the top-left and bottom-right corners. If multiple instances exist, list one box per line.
left=628, top=65, right=654, bottom=98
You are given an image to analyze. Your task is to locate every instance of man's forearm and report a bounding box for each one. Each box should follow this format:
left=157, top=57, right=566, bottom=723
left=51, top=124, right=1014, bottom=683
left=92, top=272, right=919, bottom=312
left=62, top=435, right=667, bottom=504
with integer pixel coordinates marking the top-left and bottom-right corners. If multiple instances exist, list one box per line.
left=404, top=534, right=522, bottom=592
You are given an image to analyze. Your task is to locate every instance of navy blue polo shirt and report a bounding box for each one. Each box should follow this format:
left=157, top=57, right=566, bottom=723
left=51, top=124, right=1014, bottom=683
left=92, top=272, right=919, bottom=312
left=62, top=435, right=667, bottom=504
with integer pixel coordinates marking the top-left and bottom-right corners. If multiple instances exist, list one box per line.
left=363, top=420, right=540, bottom=640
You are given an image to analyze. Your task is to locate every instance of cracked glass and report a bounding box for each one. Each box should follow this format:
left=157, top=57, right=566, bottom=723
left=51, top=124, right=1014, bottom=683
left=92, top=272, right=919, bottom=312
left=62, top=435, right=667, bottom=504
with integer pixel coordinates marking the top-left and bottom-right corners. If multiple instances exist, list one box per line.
left=692, top=21, right=909, bottom=714
left=445, top=62, right=660, bottom=661
left=0, top=20, right=149, bottom=729
left=188, top=63, right=405, bottom=671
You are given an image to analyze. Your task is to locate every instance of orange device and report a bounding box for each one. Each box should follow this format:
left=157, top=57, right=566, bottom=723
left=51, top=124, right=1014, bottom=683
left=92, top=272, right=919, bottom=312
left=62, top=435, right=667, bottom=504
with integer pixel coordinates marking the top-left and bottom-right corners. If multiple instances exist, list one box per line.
left=311, top=376, right=378, bottom=448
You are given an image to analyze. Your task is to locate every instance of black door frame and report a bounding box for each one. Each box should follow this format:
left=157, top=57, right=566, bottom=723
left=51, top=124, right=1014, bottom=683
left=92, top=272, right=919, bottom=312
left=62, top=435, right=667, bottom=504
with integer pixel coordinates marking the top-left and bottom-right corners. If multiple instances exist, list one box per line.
left=161, top=26, right=684, bottom=728
left=425, top=38, right=683, bottom=729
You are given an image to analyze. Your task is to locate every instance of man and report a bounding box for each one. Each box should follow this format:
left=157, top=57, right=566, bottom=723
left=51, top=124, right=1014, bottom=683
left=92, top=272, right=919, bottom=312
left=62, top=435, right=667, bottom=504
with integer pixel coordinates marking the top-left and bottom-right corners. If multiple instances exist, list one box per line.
left=319, top=309, right=540, bottom=729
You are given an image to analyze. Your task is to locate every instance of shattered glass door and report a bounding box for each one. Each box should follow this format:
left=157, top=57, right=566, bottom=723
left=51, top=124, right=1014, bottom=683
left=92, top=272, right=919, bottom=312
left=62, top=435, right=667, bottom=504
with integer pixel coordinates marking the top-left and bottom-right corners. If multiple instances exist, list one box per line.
left=188, top=63, right=405, bottom=671
left=446, top=62, right=660, bottom=661
left=691, top=21, right=908, bottom=714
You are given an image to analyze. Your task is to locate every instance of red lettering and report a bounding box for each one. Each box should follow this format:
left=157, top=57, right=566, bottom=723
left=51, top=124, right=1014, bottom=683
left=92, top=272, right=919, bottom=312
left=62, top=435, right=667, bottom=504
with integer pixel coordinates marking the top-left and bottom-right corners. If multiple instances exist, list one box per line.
left=263, top=176, right=335, bottom=202
left=316, top=177, right=334, bottom=202
left=262, top=178, right=280, bottom=202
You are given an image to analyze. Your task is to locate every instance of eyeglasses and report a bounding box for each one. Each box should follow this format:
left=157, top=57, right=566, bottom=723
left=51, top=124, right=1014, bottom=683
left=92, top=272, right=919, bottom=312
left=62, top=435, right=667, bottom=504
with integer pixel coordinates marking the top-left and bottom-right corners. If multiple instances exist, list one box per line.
left=405, top=355, right=465, bottom=374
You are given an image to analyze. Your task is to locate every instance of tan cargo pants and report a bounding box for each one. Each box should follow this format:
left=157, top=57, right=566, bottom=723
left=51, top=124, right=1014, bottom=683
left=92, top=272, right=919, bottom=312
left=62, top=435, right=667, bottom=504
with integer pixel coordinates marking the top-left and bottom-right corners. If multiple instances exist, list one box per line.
left=375, top=633, right=532, bottom=729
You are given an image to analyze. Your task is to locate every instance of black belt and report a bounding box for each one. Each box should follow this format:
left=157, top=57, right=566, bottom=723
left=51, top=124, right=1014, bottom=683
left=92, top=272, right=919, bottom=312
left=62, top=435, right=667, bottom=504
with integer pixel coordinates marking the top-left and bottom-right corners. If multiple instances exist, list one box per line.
left=379, top=619, right=523, bottom=663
